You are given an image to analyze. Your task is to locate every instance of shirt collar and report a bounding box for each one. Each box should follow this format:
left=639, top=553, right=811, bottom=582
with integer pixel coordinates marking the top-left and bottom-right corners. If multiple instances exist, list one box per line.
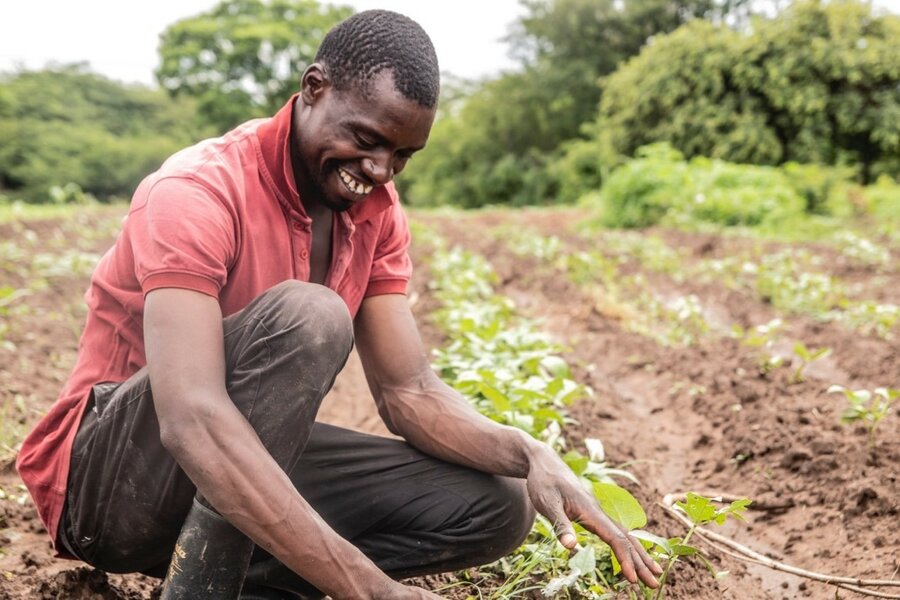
left=256, top=94, right=395, bottom=225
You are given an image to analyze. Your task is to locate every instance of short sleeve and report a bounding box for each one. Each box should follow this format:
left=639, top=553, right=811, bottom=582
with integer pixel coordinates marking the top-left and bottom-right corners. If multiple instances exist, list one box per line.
left=128, top=177, right=237, bottom=298
left=364, top=199, right=412, bottom=298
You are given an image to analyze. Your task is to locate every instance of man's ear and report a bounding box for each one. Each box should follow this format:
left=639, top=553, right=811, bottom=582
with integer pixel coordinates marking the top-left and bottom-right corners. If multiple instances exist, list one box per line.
left=301, top=63, right=330, bottom=105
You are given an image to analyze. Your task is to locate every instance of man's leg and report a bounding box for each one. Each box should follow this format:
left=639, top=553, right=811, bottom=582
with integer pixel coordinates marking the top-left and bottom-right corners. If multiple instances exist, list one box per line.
left=241, top=423, right=536, bottom=598
left=59, top=281, right=353, bottom=575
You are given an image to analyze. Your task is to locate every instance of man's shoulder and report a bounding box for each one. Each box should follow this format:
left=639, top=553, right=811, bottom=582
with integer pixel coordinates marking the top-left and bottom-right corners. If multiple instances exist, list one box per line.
left=159, top=118, right=269, bottom=182
left=134, top=117, right=273, bottom=207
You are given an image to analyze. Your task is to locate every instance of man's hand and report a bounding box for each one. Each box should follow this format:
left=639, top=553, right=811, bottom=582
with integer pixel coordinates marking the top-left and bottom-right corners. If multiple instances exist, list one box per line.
left=525, top=446, right=662, bottom=589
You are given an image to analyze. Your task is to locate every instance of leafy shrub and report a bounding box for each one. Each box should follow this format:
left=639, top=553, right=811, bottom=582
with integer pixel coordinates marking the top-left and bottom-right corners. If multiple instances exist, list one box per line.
left=598, top=144, right=805, bottom=228
left=687, top=158, right=805, bottom=227
left=780, top=162, right=856, bottom=215
left=598, top=144, right=689, bottom=228
left=864, top=176, right=900, bottom=223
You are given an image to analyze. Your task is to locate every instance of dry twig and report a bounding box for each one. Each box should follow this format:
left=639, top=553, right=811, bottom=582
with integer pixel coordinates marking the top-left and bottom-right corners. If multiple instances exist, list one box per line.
left=659, top=491, right=900, bottom=599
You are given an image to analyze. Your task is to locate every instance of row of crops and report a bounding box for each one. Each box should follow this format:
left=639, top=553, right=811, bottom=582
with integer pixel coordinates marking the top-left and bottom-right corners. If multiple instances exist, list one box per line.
left=411, top=214, right=898, bottom=599
left=412, top=223, right=752, bottom=599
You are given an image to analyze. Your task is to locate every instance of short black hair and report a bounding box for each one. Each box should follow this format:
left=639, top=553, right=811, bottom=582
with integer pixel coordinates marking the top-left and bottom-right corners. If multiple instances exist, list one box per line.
left=315, top=9, right=440, bottom=108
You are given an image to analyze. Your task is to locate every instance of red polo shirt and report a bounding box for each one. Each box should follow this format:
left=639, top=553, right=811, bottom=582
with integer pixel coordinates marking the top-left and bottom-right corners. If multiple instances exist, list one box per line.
left=16, top=95, right=412, bottom=549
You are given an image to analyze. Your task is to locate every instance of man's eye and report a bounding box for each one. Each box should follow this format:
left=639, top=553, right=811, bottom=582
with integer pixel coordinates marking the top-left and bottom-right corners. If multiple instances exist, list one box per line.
left=354, top=134, right=376, bottom=149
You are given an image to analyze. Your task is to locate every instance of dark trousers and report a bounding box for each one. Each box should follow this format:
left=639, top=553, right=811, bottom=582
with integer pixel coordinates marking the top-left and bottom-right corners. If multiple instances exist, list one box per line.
left=58, top=281, right=534, bottom=598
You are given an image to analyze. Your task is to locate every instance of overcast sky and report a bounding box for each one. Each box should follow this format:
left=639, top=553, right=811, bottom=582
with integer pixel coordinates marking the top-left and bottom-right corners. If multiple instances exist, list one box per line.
left=2, top=0, right=898, bottom=87
left=0, top=1, right=525, bottom=86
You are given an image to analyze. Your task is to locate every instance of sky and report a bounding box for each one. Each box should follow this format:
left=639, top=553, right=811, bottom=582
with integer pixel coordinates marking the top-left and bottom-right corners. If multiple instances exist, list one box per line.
left=0, top=0, right=526, bottom=86
left=2, top=0, right=898, bottom=87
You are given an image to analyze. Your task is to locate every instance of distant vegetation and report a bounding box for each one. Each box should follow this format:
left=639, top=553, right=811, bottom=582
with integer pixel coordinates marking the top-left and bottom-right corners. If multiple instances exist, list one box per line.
left=0, top=65, right=209, bottom=203
left=0, top=0, right=897, bottom=215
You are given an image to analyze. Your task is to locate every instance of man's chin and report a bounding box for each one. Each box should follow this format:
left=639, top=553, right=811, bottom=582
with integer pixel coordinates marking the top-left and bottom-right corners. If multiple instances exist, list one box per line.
left=322, top=195, right=354, bottom=213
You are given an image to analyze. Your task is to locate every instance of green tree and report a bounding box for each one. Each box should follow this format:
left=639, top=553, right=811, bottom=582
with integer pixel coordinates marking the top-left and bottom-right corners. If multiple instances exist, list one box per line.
left=403, top=0, right=747, bottom=207
left=597, top=0, right=900, bottom=182
left=156, top=0, right=351, bottom=132
left=0, top=64, right=208, bottom=202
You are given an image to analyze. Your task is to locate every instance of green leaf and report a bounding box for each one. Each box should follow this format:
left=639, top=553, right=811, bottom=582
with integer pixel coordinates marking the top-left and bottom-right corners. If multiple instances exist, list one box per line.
left=676, top=492, right=718, bottom=525
left=670, top=543, right=698, bottom=556
left=592, top=482, right=647, bottom=530
left=478, top=383, right=510, bottom=411
left=541, top=355, right=570, bottom=378
left=569, top=545, right=596, bottom=574
left=563, top=450, right=590, bottom=476
left=631, top=529, right=671, bottom=553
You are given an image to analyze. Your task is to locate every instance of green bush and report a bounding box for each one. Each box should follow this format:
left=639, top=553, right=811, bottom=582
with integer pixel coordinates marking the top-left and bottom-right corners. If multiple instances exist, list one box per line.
left=781, top=162, right=856, bottom=215
left=596, top=1, right=900, bottom=184
left=546, top=136, right=618, bottom=204
left=687, top=158, right=805, bottom=227
left=598, top=144, right=807, bottom=228
left=865, top=176, right=900, bottom=223
left=598, top=144, right=689, bottom=228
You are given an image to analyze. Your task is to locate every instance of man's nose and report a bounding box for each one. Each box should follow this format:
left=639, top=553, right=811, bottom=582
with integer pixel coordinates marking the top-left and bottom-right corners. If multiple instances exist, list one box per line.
left=362, top=154, right=393, bottom=185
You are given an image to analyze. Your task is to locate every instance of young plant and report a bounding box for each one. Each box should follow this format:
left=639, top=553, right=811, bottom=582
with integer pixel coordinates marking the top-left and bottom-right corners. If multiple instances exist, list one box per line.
left=650, top=493, right=751, bottom=600
left=733, top=319, right=786, bottom=374
left=830, top=385, right=899, bottom=457
left=789, top=342, right=831, bottom=384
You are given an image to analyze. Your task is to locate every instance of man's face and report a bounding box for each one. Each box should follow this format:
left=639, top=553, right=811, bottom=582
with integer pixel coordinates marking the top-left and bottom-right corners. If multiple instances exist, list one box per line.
left=293, top=68, right=436, bottom=213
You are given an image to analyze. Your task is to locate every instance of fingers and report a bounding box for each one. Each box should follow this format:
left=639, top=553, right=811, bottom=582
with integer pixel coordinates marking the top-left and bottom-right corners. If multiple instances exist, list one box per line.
left=545, top=502, right=578, bottom=550
left=578, top=506, right=662, bottom=588
left=625, top=531, right=663, bottom=588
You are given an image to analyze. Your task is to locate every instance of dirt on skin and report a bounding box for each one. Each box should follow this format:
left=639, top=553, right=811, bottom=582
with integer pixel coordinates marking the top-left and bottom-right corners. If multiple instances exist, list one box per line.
left=1, top=207, right=898, bottom=599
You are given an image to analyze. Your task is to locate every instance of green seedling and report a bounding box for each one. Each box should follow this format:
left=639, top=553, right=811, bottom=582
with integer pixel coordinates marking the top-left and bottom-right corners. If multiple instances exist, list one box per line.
left=790, top=343, right=831, bottom=384
left=733, top=319, right=786, bottom=374
left=649, top=493, right=750, bottom=600
left=838, top=300, right=899, bottom=339
left=830, top=385, right=899, bottom=457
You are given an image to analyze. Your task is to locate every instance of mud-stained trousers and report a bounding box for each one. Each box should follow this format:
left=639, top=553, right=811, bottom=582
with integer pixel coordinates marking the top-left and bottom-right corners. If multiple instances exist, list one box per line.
left=56, top=281, right=535, bottom=599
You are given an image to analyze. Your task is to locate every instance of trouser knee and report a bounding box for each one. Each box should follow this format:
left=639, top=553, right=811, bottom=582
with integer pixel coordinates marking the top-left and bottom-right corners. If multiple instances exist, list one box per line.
left=223, top=281, right=354, bottom=466
left=476, top=477, right=535, bottom=561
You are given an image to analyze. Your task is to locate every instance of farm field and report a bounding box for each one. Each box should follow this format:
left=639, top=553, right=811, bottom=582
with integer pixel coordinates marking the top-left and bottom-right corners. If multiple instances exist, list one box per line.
left=0, top=205, right=897, bottom=599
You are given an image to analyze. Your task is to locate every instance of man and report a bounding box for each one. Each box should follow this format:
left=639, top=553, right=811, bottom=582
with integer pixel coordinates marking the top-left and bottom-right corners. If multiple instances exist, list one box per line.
left=17, top=10, right=661, bottom=599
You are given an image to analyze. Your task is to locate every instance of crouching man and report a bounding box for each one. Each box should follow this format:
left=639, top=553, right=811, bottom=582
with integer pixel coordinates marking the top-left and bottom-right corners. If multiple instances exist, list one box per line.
left=17, top=10, right=660, bottom=599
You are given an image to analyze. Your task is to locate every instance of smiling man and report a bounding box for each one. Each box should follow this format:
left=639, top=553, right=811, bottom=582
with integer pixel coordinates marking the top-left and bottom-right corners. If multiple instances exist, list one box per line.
left=17, top=10, right=660, bottom=600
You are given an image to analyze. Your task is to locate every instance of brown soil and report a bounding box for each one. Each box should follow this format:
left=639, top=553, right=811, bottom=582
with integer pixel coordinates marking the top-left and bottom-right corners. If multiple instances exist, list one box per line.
left=1, top=206, right=897, bottom=599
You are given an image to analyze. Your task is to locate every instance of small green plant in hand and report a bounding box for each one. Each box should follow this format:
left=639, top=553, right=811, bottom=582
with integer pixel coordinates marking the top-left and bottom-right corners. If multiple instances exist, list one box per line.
left=790, top=343, right=831, bottom=384
left=830, top=385, right=899, bottom=457
left=650, top=493, right=751, bottom=600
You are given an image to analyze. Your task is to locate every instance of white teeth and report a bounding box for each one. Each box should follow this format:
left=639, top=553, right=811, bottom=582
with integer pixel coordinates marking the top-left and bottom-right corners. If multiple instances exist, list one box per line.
left=338, top=168, right=372, bottom=196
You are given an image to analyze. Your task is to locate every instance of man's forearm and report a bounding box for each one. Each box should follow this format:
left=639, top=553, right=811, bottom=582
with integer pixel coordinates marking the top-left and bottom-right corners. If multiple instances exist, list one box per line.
left=375, top=371, right=554, bottom=479
left=161, top=395, right=396, bottom=600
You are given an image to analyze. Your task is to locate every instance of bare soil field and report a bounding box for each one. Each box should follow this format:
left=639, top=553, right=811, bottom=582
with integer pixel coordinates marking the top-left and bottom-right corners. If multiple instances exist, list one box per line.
left=0, top=206, right=897, bottom=599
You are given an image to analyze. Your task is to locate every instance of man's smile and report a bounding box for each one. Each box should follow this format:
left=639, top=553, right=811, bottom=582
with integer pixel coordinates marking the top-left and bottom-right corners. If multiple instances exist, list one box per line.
left=338, top=167, right=373, bottom=197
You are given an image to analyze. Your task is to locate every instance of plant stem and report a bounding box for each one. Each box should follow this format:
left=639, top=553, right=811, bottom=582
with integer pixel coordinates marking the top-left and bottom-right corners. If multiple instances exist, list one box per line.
left=653, top=526, right=698, bottom=600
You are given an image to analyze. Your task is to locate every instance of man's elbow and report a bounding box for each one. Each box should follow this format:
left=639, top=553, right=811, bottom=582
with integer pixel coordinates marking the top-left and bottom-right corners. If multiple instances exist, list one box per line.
left=156, top=395, right=219, bottom=458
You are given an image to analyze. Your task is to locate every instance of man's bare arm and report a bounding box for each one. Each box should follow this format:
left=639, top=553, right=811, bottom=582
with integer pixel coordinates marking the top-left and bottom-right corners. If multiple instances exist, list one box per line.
left=354, top=293, right=662, bottom=588
left=144, top=288, right=438, bottom=600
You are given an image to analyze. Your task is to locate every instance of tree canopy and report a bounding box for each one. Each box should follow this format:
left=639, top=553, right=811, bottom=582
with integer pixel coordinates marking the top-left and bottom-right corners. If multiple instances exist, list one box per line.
left=156, top=0, right=352, bottom=132
left=402, top=0, right=747, bottom=207
left=0, top=65, right=208, bottom=202
left=596, top=0, right=900, bottom=182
